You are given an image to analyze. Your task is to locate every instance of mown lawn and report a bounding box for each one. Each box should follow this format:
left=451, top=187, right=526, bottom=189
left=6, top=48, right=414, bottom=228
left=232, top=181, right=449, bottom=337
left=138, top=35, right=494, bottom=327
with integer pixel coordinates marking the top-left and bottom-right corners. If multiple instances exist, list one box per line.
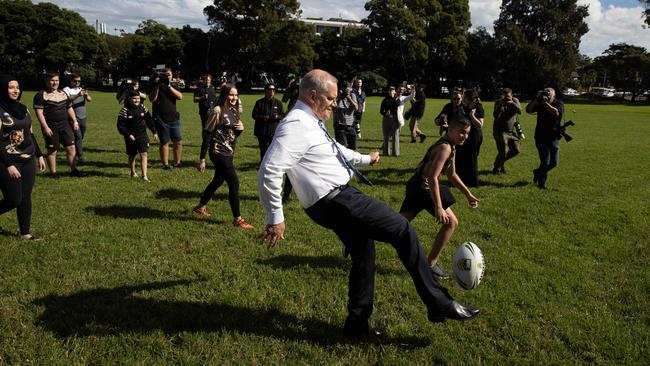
left=1, top=90, right=648, bottom=364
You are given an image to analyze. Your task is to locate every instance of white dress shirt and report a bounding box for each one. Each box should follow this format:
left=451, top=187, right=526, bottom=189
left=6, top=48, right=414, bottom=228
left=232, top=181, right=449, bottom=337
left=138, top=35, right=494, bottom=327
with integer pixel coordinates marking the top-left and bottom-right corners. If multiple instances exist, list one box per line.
left=396, top=93, right=415, bottom=127
left=258, top=100, right=372, bottom=225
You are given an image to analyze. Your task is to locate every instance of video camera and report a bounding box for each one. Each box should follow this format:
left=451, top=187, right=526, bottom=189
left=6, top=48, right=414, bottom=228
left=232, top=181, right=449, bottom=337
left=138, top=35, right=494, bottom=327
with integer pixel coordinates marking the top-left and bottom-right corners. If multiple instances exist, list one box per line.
left=536, top=90, right=551, bottom=103
left=153, top=72, right=170, bottom=86
left=555, top=120, right=575, bottom=142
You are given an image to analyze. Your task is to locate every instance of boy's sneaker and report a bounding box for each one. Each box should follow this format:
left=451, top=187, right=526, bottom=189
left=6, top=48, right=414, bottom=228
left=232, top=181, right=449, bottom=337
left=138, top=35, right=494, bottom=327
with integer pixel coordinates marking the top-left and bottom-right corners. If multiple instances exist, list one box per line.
left=142, top=176, right=150, bottom=182
left=130, top=171, right=138, bottom=178
left=233, top=217, right=254, bottom=229
left=430, top=264, right=450, bottom=279
left=192, top=206, right=210, bottom=217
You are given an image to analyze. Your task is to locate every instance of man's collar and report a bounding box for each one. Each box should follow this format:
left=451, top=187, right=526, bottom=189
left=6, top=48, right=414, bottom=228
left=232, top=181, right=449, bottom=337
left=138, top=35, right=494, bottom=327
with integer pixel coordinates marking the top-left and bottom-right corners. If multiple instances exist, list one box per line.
left=294, top=100, right=319, bottom=123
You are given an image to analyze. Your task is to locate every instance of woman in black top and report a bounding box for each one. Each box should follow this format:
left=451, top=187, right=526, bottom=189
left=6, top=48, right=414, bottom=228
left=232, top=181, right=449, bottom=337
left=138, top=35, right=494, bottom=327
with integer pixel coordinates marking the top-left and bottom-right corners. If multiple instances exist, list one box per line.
left=0, top=75, right=46, bottom=240
left=434, top=89, right=463, bottom=136
left=193, top=84, right=254, bottom=229
left=407, top=83, right=427, bottom=143
left=454, top=89, right=485, bottom=187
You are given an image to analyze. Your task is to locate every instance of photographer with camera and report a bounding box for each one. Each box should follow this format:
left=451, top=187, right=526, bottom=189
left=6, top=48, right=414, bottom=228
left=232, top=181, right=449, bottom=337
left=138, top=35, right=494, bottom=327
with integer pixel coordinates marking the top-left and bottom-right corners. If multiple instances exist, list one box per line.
left=149, top=68, right=183, bottom=170
left=333, top=81, right=358, bottom=149
left=455, top=88, right=484, bottom=187
left=492, top=88, right=522, bottom=174
left=252, top=83, right=285, bottom=163
left=525, top=87, right=564, bottom=189
left=63, top=74, right=92, bottom=164
left=193, top=74, right=217, bottom=130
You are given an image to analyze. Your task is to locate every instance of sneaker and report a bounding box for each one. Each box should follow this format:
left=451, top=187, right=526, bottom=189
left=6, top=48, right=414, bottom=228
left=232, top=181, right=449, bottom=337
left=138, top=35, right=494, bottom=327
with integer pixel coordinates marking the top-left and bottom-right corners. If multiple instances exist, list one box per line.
left=173, top=162, right=182, bottom=168
left=50, top=172, right=60, bottom=179
left=130, top=171, right=138, bottom=178
left=21, top=234, right=43, bottom=241
left=410, top=139, right=416, bottom=143
left=142, top=176, right=150, bottom=182
left=162, top=165, right=173, bottom=171
left=233, top=217, right=254, bottom=229
left=430, top=264, right=450, bottom=279
left=419, top=134, right=427, bottom=143
left=492, top=167, right=502, bottom=175
left=70, top=169, right=85, bottom=177
left=192, top=206, right=210, bottom=217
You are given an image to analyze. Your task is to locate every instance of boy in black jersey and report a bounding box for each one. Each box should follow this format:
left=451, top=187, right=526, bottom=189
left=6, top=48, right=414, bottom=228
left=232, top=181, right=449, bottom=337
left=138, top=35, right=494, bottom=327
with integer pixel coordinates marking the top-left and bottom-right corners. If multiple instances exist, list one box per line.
left=400, top=113, right=480, bottom=279
left=117, top=91, right=157, bottom=181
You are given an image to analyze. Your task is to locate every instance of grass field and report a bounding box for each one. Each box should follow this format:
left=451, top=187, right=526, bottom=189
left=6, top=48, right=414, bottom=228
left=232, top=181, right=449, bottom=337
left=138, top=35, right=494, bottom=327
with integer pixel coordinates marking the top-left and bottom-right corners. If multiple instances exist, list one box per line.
left=0, top=90, right=648, bottom=365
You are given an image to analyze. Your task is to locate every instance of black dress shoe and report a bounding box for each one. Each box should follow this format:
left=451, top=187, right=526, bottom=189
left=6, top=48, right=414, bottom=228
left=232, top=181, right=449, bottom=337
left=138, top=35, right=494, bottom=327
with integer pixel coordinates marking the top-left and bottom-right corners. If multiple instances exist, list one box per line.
left=429, top=301, right=480, bottom=323
left=343, top=325, right=383, bottom=340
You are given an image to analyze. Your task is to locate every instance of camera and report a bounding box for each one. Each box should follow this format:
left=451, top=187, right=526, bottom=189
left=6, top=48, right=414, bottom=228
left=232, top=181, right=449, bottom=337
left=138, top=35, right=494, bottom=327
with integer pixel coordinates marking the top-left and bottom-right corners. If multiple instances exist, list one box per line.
left=536, top=90, right=550, bottom=103
left=555, top=120, right=575, bottom=142
left=514, top=121, right=525, bottom=139
left=157, top=72, right=170, bottom=86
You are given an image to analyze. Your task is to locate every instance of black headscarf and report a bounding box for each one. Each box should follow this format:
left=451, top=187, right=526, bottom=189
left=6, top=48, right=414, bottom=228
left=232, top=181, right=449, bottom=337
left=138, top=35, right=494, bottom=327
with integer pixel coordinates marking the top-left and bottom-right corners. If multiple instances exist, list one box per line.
left=0, top=74, right=28, bottom=120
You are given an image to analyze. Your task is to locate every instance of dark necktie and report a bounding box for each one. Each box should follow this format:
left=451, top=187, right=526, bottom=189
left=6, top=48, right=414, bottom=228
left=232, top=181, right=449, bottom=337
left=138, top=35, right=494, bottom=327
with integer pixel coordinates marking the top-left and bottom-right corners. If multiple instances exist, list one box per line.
left=318, top=121, right=373, bottom=186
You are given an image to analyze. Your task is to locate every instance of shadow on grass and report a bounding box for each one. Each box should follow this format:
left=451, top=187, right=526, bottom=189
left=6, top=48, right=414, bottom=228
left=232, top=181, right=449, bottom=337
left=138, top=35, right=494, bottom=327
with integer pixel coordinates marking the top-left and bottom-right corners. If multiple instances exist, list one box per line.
left=478, top=180, right=530, bottom=188
left=83, top=147, right=122, bottom=153
left=32, top=279, right=428, bottom=348
left=155, top=188, right=259, bottom=201
left=78, top=160, right=126, bottom=169
left=256, top=255, right=406, bottom=276
left=85, top=205, right=225, bottom=224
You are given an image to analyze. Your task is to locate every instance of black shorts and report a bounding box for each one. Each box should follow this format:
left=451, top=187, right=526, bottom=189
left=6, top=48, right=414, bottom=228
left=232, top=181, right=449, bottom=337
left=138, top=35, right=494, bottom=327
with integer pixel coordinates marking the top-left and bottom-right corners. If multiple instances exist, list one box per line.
left=124, top=135, right=149, bottom=155
left=399, top=179, right=456, bottom=216
left=43, top=123, right=75, bottom=150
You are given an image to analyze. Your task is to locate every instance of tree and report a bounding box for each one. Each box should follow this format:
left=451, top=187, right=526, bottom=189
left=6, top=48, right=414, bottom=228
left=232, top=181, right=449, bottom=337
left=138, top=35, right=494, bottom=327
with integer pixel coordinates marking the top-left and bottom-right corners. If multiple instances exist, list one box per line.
left=464, top=27, right=498, bottom=97
left=313, top=27, right=370, bottom=82
left=493, top=0, right=589, bottom=97
left=642, top=0, right=650, bottom=26
left=203, top=0, right=315, bottom=88
left=590, top=43, right=650, bottom=102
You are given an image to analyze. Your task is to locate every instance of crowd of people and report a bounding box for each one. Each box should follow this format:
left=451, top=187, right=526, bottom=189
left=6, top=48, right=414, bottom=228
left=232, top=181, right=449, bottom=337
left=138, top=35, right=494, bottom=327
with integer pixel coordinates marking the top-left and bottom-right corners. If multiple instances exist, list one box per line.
left=0, top=67, right=566, bottom=339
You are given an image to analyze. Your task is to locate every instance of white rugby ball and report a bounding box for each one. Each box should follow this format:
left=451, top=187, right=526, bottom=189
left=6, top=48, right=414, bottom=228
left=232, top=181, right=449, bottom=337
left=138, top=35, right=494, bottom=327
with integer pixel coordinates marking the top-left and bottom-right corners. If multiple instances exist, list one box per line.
left=452, top=241, right=485, bottom=290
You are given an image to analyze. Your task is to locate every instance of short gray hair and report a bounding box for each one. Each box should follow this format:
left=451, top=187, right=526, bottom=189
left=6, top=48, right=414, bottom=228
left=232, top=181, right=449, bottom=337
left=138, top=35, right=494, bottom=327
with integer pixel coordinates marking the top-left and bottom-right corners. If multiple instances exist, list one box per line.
left=299, top=70, right=337, bottom=98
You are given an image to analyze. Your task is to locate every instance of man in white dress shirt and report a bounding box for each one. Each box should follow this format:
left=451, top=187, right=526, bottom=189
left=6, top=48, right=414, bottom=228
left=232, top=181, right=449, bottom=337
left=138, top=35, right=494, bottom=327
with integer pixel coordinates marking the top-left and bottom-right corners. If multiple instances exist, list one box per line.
left=258, top=69, right=479, bottom=339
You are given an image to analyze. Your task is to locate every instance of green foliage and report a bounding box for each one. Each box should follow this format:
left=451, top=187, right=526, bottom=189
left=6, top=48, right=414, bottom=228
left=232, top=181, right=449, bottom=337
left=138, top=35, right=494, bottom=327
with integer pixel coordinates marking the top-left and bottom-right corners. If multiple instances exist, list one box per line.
left=465, top=27, right=499, bottom=96
left=589, top=43, right=650, bottom=101
left=494, top=0, right=589, bottom=96
left=0, top=0, right=108, bottom=83
left=0, top=91, right=648, bottom=363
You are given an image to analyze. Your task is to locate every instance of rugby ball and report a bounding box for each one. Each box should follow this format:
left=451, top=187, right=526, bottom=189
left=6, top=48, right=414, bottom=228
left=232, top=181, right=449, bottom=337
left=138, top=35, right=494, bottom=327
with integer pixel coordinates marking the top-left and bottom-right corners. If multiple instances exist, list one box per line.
left=452, top=241, right=485, bottom=290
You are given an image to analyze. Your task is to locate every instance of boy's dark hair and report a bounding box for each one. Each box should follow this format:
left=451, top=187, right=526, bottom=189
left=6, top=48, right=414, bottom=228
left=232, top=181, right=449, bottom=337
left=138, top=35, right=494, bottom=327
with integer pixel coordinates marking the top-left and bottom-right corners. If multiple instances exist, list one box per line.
left=447, top=112, right=471, bottom=130
left=125, top=90, right=140, bottom=99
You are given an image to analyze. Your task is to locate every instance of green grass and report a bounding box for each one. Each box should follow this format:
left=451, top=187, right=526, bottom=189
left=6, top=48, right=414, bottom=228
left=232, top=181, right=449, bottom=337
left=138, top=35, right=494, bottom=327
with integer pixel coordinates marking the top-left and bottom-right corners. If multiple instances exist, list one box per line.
left=0, top=91, right=648, bottom=364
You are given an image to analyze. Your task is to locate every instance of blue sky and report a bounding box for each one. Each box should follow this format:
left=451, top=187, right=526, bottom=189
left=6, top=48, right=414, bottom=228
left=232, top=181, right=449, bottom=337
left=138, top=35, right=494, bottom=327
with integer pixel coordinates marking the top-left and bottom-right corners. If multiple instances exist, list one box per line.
left=37, top=0, right=650, bottom=57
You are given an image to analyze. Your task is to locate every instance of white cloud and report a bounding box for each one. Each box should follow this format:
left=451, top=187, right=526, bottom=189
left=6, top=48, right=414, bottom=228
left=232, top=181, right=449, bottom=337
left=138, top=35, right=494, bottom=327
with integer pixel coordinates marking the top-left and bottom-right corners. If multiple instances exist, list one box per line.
left=468, top=0, right=501, bottom=32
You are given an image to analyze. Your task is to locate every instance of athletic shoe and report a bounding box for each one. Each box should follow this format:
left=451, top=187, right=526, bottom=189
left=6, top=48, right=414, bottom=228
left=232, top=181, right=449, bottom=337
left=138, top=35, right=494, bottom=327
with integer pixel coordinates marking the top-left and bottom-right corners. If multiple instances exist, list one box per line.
left=21, top=234, right=43, bottom=241
left=192, top=206, right=210, bottom=217
left=70, top=169, right=85, bottom=177
left=162, top=165, right=173, bottom=171
left=50, top=172, right=60, bottom=179
left=174, top=162, right=182, bottom=168
left=430, top=264, right=450, bottom=279
left=419, top=134, right=427, bottom=143
left=233, top=217, right=254, bottom=229
left=142, top=176, right=150, bottom=182
left=130, top=171, right=138, bottom=178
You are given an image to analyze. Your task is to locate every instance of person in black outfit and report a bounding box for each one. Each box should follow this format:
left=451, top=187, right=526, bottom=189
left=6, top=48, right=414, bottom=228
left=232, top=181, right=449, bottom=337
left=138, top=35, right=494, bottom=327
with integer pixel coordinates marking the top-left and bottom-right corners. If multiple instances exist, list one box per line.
left=526, top=87, right=564, bottom=189
left=454, top=88, right=484, bottom=187
left=407, top=83, right=427, bottom=143
left=193, top=74, right=217, bottom=130
left=0, top=75, right=46, bottom=240
left=434, top=89, right=463, bottom=136
left=149, top=68, right=183, bottom=169
left=380, top=86, right=400, bottom=156
left=194, top=84, right=254, bottom=229
left=252, top=83, right=285, bottom=162
left=117, top=90, right=158, bottom=181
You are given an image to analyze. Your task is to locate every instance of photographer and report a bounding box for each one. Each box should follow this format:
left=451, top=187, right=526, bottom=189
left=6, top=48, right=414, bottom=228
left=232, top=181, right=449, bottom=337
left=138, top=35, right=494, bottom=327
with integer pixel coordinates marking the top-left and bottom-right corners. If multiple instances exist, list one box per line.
left=63, top=74, right=92, bottom=164
left=252, top=83, right=284, bottom=162
left=492, top=88, right=522, bottom=174
left=193, top=74, right=217, bottom=130
left=333, top=81, right=358, bottom=149
left=455, top=88, right=484, bottom=187
left=149, top=68, right=183, bottom=170
left=525, top=87, right=563, bottom=189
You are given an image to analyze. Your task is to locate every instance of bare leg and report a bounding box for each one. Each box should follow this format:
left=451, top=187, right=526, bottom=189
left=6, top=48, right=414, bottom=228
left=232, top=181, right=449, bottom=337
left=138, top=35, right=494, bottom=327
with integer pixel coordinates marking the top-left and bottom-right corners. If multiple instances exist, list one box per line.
left=66, top=145, right=77, bottom=171
left=160, top=143, right=169, bottom=166
left=141, top=152, right=148, bottom=177
left=47, top=150, right=57, bottom=174
left=173, top=140, right=183, bottom=165
left=428, top=208, right=458, bottom=266
left=128, top=155, right=136, bottom=175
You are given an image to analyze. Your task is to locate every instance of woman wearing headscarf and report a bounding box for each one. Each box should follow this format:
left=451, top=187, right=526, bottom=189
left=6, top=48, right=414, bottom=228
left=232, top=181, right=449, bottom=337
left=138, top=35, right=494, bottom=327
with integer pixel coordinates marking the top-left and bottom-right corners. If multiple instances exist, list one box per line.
left=0, top=75, right=46, bottom=240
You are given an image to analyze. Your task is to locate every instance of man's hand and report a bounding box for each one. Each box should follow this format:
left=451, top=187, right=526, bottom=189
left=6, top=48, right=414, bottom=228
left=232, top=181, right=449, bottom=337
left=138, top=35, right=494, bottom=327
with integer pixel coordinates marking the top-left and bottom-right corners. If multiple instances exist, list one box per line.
left=44, top=126, right=53, bottom=137
left=261, top=222, right=285, bottom=248
left=368, top=151, right=380, bottom=165
left=73, top=121, right=79, bottom=131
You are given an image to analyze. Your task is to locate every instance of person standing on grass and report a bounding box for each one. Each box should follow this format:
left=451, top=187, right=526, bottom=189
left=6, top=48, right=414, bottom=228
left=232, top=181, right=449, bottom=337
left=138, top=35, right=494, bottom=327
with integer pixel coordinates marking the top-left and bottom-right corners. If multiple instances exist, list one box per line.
left=63, top=73, right=92, bottom=164
left=351, top=77, right=366, bottom=138
left=526, top=87, right=563, bottom=189
left=252, top=82, right=284, bottom=163
left=434, top=89, right=463, bottom=136
left=259, top=69, right=479, bottom=340
left=380, top=86, right=400, bottom=157
left=193, top=84, right=254, bottom=229
left=0, top=75, right=47, bottom=240
left=400, top=113, right=479, bottom=279
left=407, top=82, right=427, bottom=144
left=33, top=72, right=83, bottom=178
left=396, top=83, right=415, bottom=133
left=149, top=68, right=183, bottom=170
left=454, top=88, right=484, bottom=187
left=193, top=74, right=217, bottom=130
left=117, top=91, right=158, bottom=182
left=492, top=88, right=522, bottom=175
